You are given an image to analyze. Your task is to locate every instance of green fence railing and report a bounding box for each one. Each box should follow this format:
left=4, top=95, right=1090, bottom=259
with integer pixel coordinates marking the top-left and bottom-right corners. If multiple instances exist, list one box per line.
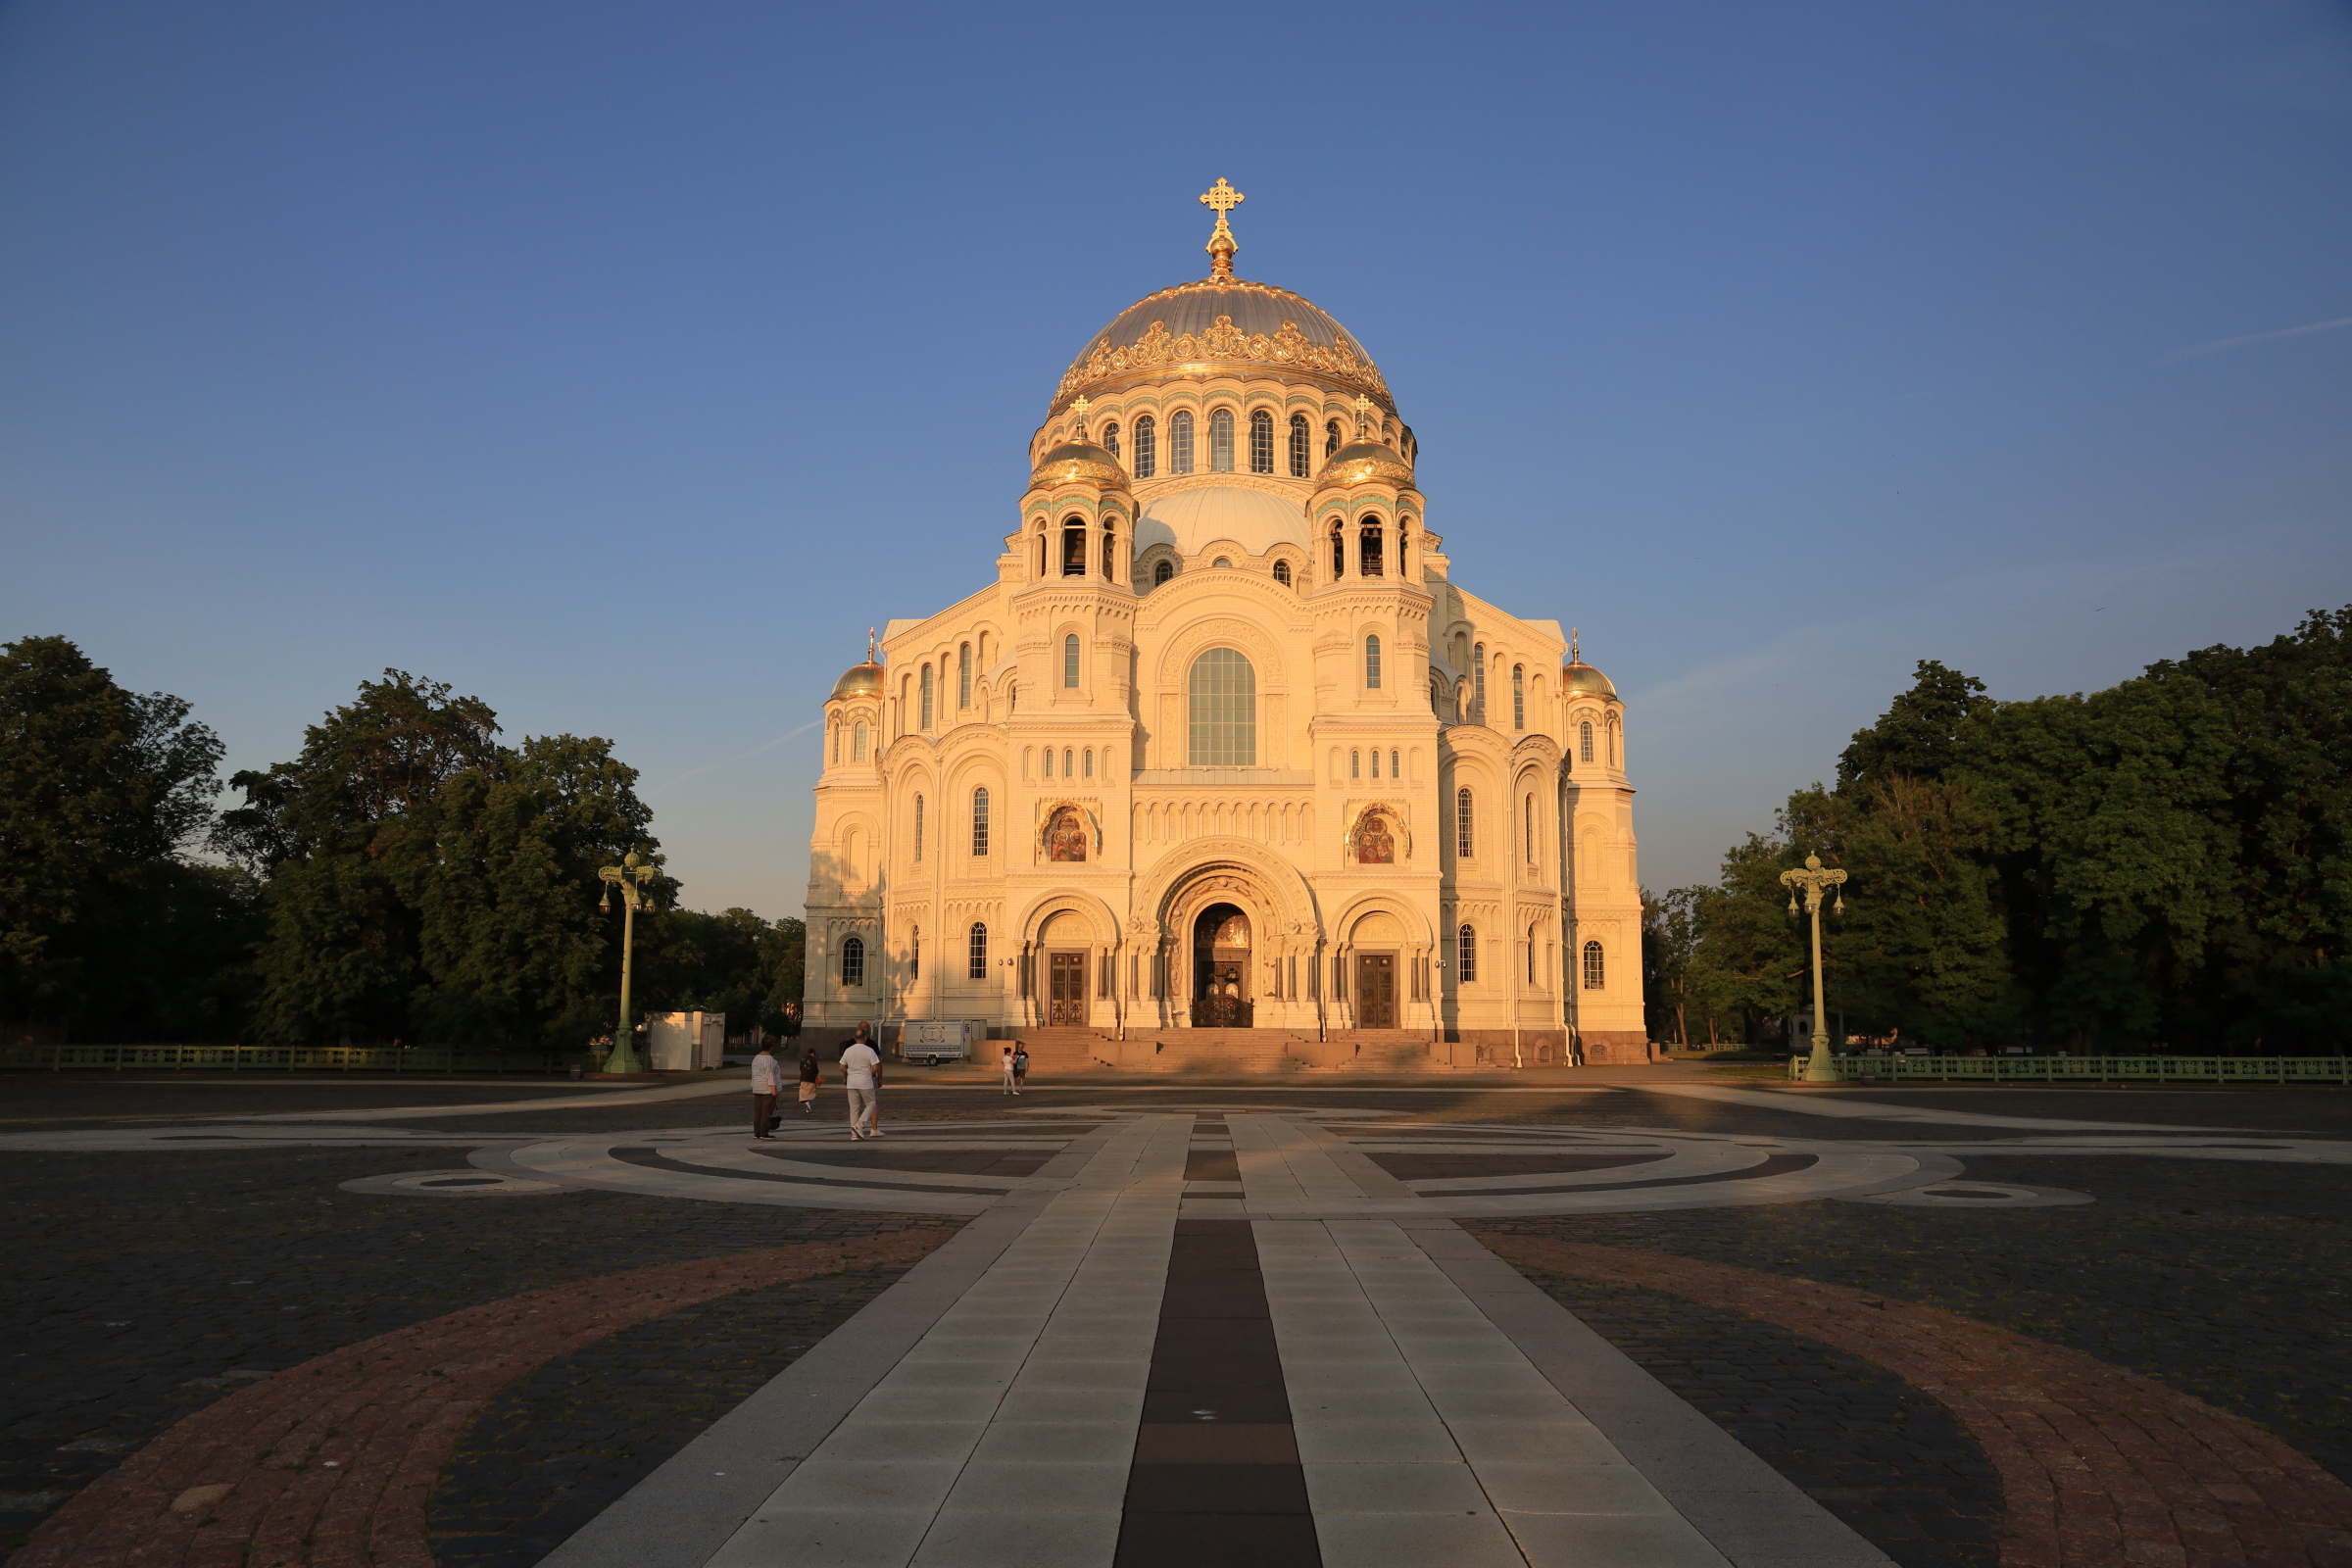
left=0, top=1043, right=596, bottom=1074
left=1790, top=1054, right=2352, bottom=1084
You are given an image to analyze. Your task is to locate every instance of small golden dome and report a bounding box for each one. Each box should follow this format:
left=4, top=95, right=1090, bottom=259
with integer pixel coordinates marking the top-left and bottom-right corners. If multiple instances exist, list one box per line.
left=1030, top=436, right=1128, bottom=489
left=830, top=661, right=883, bottom=700
left=1313, top=437, right=1415, bottom=491
left=1562, top=662, right=1617, bottom=700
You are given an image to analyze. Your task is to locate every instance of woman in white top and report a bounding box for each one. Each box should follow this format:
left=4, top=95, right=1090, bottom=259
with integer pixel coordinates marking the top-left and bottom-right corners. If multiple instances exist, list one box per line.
left=1000, top=1044, right=1018, bottom=1095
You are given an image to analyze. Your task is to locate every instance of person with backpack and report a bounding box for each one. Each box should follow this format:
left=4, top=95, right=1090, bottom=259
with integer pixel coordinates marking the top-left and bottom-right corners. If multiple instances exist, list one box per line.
left=797, top=1044, right=821, bottom=1112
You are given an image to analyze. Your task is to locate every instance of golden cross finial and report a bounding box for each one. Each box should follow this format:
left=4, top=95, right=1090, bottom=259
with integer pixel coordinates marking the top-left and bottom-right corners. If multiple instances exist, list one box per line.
left=1067, top=394, right=1091, bottom=426
left=1199, top=177, right=1245, bottom=279
left=1571, top=628, right=1581, bottom=663
left=866, top=627, right=877, bottom=662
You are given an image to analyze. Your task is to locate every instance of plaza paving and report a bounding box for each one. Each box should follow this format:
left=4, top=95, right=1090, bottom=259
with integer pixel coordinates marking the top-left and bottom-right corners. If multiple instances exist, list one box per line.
left=2, top=1074, right=2350, bottom=1568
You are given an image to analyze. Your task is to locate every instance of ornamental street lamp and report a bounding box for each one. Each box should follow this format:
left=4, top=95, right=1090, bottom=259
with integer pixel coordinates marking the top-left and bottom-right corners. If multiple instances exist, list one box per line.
left=597, top=850, right=662, bottom=1076
left=1780, top=851, right=1849, bottom=1085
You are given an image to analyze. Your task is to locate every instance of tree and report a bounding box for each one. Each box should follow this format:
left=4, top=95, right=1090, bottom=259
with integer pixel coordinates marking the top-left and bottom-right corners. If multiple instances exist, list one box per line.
left=1838, top=660, right=1994, bottom=793
left=0, top=636, right=235, bottom=1037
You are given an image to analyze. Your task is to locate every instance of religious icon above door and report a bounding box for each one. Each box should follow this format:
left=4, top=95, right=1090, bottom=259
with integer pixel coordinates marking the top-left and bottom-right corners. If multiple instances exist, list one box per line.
left=1355, top=810, right=1396, bottom=864
left=1046, top=807, right=1088, bottom=862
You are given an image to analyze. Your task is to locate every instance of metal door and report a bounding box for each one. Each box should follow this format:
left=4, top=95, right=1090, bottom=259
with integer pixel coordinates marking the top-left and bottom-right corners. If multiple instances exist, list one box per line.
left=1355, top=953, right=1396, bottom=1028
left=1048, top=951, right=1088, bottom=1026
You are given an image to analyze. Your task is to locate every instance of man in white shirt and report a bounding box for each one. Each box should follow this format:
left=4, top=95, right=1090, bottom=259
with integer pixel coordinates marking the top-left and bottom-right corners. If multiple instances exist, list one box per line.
left=840, top=1030, right=883, bottom=1140
left=749, top=1041, right=782, bottom=1140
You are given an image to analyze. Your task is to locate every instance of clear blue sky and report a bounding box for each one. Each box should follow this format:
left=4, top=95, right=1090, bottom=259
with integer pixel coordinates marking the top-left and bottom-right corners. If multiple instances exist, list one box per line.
left=4, top=1, right=2347, bottom=914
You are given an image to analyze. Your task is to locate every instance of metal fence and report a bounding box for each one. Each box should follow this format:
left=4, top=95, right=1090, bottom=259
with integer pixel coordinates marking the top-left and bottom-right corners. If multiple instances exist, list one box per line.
left=1790, top=1054, right=2352, bottom=1085
left=0, top=1043, right=594, bottom=1074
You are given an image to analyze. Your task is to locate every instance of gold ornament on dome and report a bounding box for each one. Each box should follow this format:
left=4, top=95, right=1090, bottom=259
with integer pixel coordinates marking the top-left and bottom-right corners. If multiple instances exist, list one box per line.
left=1053, top=298, right=1392, bottom=408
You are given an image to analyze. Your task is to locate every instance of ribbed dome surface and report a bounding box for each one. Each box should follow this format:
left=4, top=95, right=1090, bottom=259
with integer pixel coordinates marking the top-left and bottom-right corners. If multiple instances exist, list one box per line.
left=1054, top=278, right=1387, bottom=410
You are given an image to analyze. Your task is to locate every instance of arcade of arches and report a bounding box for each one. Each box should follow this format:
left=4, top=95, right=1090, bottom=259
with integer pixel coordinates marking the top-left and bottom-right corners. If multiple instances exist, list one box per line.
left=804, top=192, right=1647, bottom=1065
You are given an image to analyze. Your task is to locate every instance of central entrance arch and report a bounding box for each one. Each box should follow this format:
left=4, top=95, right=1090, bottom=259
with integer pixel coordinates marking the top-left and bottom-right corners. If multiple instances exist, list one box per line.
left=1192, top=904, right=1252, bottom=1027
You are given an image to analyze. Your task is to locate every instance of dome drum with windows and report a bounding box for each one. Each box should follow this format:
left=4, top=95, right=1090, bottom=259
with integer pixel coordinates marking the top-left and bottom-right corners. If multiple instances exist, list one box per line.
left=804, top=182, right=1647, bottom=1069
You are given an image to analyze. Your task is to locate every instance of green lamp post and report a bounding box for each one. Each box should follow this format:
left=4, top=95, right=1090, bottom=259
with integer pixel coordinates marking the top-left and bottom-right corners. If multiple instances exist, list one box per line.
left=1780, top=851, right=1849, bottom=1085
left=598, top=850, right=661, bottom=1075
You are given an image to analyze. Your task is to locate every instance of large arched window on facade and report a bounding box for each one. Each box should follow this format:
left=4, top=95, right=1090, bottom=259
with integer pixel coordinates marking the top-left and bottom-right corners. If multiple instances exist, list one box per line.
left=1249, top=409, right=1274, bottom=473
left=1456, top=788, right=1474, bottom=858
left=919, top=666, right=934, bottom=729
left=1187, top=647, right=1256, bottom=766
left=1511, top=664, right=1525, bottom=730
left=1169, top=410, right=1195, bottom=474
left=1364, top=634, right=1382, bottom=689
left=1062, top=634, right=1080, bottom=688
left=1524, top=793, right=1536, bottom=862
left=957, top=643, right=972, bottom=710
left=1358, top=517, right=1384, bottom=577
left=1583, top=940, right=1605, bottom=990
left=852, top=721, right=867, bottom=761
left=1133, top=416, right=1156, bottom=478
left=1102, top=421, right=1119, bottom=458
left=1456, top=923, right=1478, bottom=983
left=910, top=927, right=920, bottom=982
left=1579, top=720, right=1593, bottom=763
left=840, top=935, right=864, bottom=988
left=1473, top=644, right=1487, bottom=720
left=970, top=786, right=990, bottom=857
left=1289, top=413, right=1311, bottom=477
left=968, top=922, right=988, bottom=979
left=1153, top=560, right=1173, bottom=587
left=1325, top=418, right=1341, bottom=456
left=1208, top=408, right=1235, bottom=472
left=912, top=795, right=924, bottom=860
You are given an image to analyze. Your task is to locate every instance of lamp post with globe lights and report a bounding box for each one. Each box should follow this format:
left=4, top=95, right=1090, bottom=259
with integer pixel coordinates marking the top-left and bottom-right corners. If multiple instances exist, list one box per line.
left=597, top=850, right=662, bottom=1075
left=1781, top=852, right=1849, bottom=1084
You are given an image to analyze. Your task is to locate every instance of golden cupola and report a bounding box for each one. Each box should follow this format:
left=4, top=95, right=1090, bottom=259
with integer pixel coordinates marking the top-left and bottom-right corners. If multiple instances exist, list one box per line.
left=1312, top=395, right=1417, bottom=494
left=1030, top=394, right=1130, bottom=490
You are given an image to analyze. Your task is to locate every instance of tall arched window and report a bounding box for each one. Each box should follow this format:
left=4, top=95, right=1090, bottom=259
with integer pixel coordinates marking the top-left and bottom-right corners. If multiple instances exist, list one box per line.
left=1169, top=410, right=1195, bottom=474
left=1391, top=748, right=1399, bottom=778
left=1325, top=418, right=1341, bottom=456
left=1511, top=664, right=1525, bottom=730
left=1134, top=415, right=1156, bottom=478
left=1350, top=750, right=1360, bottom=779
left=1456, top=788, right=1475, bottom=857
left=958, top=643, right=972, bottom=710
left=1608, top=723, right=1618, bottom=767
left=1529, top=927, right=1538, bottom=983
left=831, top=724, right=841, bottom=765
left=1036, top=528, right=1047, bottom=576
left=840, top=935, right=864, bottom=988
left=919, top=665, right=934, bottom=729
left=912, top=795, right=924, bottom=859
left=1364, top=634, right=1382, bottom=688
left=1583, top=940, right=1605, bottom=990
left=1102, top=421, right=1119, bottom=458
left=971, top=786, right=990, bottom=856
left=1473, top=645, right=1487, bottom=719
left=1370, top=749, right=1380, bottom=778
left=852, top=721, right=867, bottom=761
left=1102, top=518, right=1116, bottom=579
left=1153, top=560, right=1173, bottom=587
left=910, top=927, right=920, bottom=981
left=1456, top=924, right=1478, bottom=983
left=1061, top=519, right=1086, bottom=576
left=1249, top=409, right=1274, bottom=472
left=1062, top=634, right=1080, bottom=688
left=1042, top=748, right=1053, bottom=778
left=1579, top=720, right=1593, bottom=763
left=1083, top=748, right=1094, bottom=778
left=1524, top=794, right=1535, bottom=862
left=1358, top=517, right=1384, bottom=577
left=1208, top=408, right=1235, bottom=472
left=1188, top=647, right=1256, bottom=765
left=968, top=922, right=989, bottom=980
left=1289, top=413, right=1311, bottom=476
left=1062, top=748, right=1074, bottom=776
left=1330, top=521, right=1345, bottom=578
left=1272, top=560, right=1291, bottom=587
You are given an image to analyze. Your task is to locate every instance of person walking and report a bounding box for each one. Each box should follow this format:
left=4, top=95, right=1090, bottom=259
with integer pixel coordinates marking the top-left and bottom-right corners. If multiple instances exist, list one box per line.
left=841, top=1030, right=883, bottom=1140
left=999, top=1044, right=1017, bottom=1096
left=797, top=1044, right=821, bottom=1112
left=1011, top=1042, right=1029, bottom=1095
left=750, top=1041, right=782, bottom=1140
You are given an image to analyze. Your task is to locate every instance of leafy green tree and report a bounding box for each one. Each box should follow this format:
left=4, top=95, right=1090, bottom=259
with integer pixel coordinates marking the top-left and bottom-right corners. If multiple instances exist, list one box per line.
left=1837, top=660, right=1994, bottom=792
left=0, top=636, right=243, bottom=1038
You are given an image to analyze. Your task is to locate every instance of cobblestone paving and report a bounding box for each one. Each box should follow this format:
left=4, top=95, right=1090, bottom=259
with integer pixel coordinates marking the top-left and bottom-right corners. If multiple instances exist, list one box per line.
left=1474, top=1153, right=2352, bottom=1488
left=1515, top=1271, right=2000, bottom=1568
left=0, top=1145, right=952, bottom=1561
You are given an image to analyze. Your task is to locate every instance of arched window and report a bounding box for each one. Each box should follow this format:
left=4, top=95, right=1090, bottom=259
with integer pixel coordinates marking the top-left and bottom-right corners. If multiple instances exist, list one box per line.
left=1063, top=748, right=1073, bottom=776
left=958, top=643, right=972, bottom=710
left=912, top=795, right=924, bottom=859
left=1529, top=927, right=1539, bottom=983
left=831, top=724, right=841, bottom=765
left=1473, top=645, right=1487, bottom=719
left=971, top=787, right=990, bottom=856
left=1358, top=517, right=1384, bottom=577
left=1579, top=720, right=1593, bottom=763
left=919, top=665, right=934, bottom=729
left=1330, top=521, right=1345, bottom=578
left=1272, top=560, right=1291, bottom=587
left=1325, top=418, right=1341, bottom=456
left=968, top=922, right=989, bottom=979
left=1102, top=518, right=1116, bottom=579
left=1134, top=415, right=1156, bottom=478
left=1289, top=413, right=1311, bottom=476
left=1365, top=633, right=1383, bottom=689
left=1512, top=664, right=1525, bottom=730
left=1455, top=924, right=1478, bottom=983
left=1042, top=748, right=1053, bottom=778
left=1609, top=723, right=1618, bottom=767
left=1062, top=634, right=1080, bottom=688
left=1153, top=560, right=1173, bottom=587
left=841, top=935, right=864, bottom=988
left=1212, top=557, right=1231, bottom=568
left=1370, top=749, right=1380, bottom=778
left=1456, top=788, right=1474, bottom=857
left=1208, top=408, right=1235, bottom=472
left=1583, top=940, right=1604, bottom=990
left=852, top=721, right=867, bottom=761
left=910, top=927, right=920, bottom=981
left=1083, top=748, right=1094, bottom=778
left=1102, top=421, right=1119, bottom=458
left=1036, top=529, right=1046, bottom=576
left=1061, top=519, right=1086, bottom=576
left=1391, top=748, right=1399, bottom=777
left=1249, top=409, right=1274, bottom=473
left=1169, top=410, right=1195, bottom=474
left=1187, top=647, right=1256, bottom=765
left=1350, top=750, right=1360, bottom=779
left=1524, top=794, right=1535, bottom=862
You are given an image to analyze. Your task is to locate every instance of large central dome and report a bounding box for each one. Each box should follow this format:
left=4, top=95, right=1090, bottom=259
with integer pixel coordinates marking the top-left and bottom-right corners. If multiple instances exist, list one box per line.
left=1052, top=277, right=1389, bottom=414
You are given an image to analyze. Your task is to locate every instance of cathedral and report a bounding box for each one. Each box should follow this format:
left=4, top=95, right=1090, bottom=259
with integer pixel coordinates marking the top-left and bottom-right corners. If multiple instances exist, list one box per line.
left=805, top=183, right=1647, bottom=1067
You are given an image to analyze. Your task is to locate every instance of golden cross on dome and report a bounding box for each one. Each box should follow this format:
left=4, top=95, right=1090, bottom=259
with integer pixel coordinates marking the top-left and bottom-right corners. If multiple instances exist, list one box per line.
left=1571, top=627, right=1581, bottom=663
left=1199, top=177, right=1245, bottom=279
left=1068, top=394, right=1091, bottom=426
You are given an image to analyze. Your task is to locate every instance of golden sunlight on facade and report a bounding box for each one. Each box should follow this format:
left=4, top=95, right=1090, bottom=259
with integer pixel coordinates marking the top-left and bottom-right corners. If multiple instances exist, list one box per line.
left=806, top=183, right=1645, bottom=1067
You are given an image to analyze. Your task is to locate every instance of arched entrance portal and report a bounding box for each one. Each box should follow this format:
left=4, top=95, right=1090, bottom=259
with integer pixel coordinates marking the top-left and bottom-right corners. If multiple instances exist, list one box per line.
left=1192, top=904, right=1252, bottom=1027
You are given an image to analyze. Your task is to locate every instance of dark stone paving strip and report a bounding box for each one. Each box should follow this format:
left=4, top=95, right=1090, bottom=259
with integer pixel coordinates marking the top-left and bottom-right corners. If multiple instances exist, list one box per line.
left=427, top=1261, right=918, bottom=1568
left=1363, top=1150, right=1666, bottom=1180
left=1521, top=1272, right=2000, bottom=1568
left=610, top=1147, right=1008, bottom=1196
left=1116, top=1217, right=1320, bottom=1568
left=1466, top=1150, right=1819, bottom=1198
left=753, top=1146, right=1058, bottom=1177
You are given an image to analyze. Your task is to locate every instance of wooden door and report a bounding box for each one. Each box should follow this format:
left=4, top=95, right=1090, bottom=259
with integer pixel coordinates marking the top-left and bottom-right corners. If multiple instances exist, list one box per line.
left=1355, top=954, right=1396, bottom=1029
left=1048, top=951, right=1088, bottom=1026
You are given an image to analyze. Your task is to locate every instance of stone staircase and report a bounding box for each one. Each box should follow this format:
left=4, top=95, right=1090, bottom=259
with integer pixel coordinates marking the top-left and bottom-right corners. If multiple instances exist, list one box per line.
left=1008, top=1026, right=1459, bottom=1074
